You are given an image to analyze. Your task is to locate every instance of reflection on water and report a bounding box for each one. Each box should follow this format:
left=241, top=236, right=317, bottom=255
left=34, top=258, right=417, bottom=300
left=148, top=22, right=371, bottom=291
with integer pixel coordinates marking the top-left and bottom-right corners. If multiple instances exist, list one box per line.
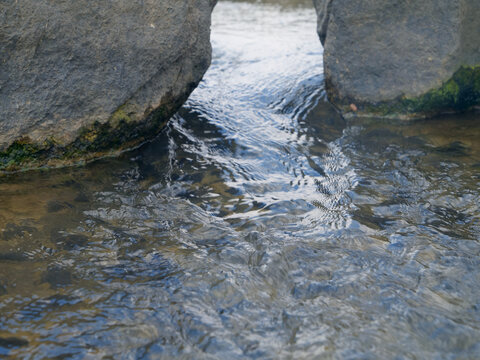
left=1, top=1, right=480, bottom=358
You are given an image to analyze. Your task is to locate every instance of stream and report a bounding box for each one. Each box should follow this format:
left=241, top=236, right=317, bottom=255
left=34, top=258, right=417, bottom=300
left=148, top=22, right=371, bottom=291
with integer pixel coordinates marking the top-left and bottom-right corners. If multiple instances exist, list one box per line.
left=1, top=1, right=480, bottom=358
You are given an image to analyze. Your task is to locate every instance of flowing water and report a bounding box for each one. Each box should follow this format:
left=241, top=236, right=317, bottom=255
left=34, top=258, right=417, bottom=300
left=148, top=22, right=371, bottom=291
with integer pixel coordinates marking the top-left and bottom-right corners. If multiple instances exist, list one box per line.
left=1, top=1, right=480, bottom=358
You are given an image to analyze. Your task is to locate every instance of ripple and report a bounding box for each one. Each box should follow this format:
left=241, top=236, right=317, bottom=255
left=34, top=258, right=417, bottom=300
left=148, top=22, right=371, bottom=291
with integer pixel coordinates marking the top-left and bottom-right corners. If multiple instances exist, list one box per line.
left=0, top=0, right=479, bottom=358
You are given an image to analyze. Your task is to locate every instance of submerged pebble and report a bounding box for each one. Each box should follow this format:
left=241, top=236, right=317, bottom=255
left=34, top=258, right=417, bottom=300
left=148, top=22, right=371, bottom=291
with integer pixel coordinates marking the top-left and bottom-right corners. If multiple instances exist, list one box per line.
left=0, top=337, right=29, bottom=349
left=42, top=266, right=73, bottom=288
left=52, top=234, right=89, bottom=251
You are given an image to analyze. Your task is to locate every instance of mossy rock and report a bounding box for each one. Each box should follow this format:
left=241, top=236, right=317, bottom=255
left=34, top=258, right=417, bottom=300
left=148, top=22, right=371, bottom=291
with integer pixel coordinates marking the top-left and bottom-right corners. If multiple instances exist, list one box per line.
left=0, top=0, right=215, bottom=173
left=316, top=0, right=480, bottom=120
left=344, top=66, right=480, bottom=119
left=0, top=95, right=184, bottom=173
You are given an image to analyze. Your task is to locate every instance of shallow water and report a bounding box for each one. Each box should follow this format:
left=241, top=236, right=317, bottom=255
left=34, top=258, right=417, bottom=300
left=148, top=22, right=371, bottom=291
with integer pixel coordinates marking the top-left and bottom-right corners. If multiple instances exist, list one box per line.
left=1, top=1, right=480, bottom=358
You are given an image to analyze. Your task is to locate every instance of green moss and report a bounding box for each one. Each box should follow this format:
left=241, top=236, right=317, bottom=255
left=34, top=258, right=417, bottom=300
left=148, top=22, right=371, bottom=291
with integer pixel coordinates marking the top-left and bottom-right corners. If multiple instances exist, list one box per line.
left=66, top=100, right=175, bottom=158
left=0, top=93, right=185, bottom=173
left=354, top=65, right=480, bottom=119
left=0, top=139, right=44, bottom=172
left=108, top=104, right=137, bottom=127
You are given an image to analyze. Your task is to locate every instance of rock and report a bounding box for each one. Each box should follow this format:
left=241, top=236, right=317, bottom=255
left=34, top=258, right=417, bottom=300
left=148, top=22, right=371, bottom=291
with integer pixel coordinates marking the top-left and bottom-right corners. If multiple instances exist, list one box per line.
left=74, top=192, right=89, bottom=203
left=46, top=200, right=72, bottom=213
left=314, top=0, right=480, bottom=119
left=0, top=252, right=27, bottom=261
left=0, top=0, right=217, bottom=171
left=1, top=223, right=37, bottom=241
left=0, top=337, right=29, bottom=349
left=52, top=234, right=89, bottom=250
left=42, top=266, right=72, bottom=288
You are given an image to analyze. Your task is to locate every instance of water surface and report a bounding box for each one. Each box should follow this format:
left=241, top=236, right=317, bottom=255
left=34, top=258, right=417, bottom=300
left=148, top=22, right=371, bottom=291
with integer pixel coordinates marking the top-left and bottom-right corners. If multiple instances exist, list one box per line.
left=1, top=1, right=479, bottom=358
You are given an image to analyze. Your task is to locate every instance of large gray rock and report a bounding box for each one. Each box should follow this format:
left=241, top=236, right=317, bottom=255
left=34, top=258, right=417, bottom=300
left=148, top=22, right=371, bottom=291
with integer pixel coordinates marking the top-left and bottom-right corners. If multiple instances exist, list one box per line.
left=314, top=0, right=480, bottom=118
left=0, top=0, right=216, bottom=171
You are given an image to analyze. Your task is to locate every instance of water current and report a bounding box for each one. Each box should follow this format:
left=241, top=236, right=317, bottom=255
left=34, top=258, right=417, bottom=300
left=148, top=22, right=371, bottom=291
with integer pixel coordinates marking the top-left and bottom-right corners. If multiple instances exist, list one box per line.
left=1, top=1, right=479, bottom=358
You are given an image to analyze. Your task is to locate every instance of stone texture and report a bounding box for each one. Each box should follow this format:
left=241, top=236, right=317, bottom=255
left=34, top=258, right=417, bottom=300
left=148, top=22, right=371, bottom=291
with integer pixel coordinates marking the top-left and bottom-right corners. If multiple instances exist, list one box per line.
left=0, top=0, right=216, bottom=170
left=314, top=0, right=480, bottom=118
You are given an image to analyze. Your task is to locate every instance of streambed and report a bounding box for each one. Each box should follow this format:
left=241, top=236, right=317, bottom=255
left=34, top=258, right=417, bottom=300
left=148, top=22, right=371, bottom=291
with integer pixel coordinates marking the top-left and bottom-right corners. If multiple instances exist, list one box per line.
left=1, top=1, right=479, bottom=358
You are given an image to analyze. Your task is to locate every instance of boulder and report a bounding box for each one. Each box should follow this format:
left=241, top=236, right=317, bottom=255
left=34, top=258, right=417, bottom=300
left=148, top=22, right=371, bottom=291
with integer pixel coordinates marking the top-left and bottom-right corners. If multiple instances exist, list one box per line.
left=0, top=0, right=216, bottom=171
left=314, top=0, right=480, bottom=119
